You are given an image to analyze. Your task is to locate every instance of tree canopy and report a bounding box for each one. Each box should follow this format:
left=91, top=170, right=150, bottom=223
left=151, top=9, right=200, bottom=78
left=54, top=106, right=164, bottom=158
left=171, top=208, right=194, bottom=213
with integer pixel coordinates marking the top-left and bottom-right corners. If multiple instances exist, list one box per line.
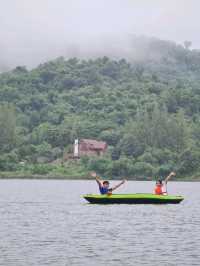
left=1, top=38, right=200, bottom=179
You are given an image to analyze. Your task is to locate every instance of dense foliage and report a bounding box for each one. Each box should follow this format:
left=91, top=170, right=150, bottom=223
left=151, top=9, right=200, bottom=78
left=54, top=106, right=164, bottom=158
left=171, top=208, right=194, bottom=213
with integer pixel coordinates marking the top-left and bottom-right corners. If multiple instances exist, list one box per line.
left=1, top=38, right=200, bottom=179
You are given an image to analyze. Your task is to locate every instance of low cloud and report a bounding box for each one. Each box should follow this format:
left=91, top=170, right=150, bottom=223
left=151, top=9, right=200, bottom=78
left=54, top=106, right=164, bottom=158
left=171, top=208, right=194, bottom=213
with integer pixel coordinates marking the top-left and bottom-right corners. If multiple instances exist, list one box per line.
left=0, top=0, right=199, bottom=70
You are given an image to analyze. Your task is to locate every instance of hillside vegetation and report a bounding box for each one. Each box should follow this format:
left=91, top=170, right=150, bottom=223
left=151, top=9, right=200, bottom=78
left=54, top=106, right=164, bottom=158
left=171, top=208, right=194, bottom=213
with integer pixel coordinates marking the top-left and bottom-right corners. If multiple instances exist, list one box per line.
left=1, top=38, right=200, bottom=179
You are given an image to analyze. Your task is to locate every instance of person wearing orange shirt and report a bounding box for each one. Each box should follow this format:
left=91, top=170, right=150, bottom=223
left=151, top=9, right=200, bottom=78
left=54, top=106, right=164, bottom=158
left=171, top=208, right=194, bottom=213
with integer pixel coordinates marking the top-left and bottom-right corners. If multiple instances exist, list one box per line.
left=154, top=172, right=176, bottom=195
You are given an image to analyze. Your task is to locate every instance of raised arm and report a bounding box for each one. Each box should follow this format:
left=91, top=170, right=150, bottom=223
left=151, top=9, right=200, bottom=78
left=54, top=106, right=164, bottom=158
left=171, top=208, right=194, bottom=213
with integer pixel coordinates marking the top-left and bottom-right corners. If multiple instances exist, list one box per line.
left=164, top=172, right=176, bottom=184
left=112, top=179, right=126, bottom=192
left=90, top=171, right=102, bottom=187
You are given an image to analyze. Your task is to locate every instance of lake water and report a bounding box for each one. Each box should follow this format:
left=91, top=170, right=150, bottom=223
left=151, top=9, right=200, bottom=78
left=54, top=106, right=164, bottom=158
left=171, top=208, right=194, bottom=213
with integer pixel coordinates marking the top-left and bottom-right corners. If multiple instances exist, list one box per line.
left=0, top=180, right=199, bottom=266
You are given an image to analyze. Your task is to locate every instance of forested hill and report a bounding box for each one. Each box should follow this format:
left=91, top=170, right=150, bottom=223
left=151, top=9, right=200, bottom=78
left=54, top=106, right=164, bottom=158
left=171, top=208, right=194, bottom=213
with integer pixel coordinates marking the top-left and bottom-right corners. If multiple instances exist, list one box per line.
left=1, top=38, right=200, bottom=179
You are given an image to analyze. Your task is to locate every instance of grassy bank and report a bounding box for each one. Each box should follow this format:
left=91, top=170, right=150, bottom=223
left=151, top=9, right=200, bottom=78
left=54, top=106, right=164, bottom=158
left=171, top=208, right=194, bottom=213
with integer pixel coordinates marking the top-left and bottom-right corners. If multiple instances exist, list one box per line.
left=0, top=161, right=88, bottom=179
left=1, top=157, right=200, bottom=181
left=0, top=167, right=200, bottom=181
left=0, top=172, right=87, bottom=179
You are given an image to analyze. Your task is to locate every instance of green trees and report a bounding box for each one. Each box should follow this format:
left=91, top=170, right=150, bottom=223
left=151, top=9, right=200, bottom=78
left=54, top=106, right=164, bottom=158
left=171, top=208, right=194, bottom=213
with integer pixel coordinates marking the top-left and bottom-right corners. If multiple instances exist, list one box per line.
left=178, top=149, right=200, bottom=174
left=0, top=104, right=17, bottom=171
left=1, top=38, right=200, bottom=178
left=0, top=104, right=16, bottom=152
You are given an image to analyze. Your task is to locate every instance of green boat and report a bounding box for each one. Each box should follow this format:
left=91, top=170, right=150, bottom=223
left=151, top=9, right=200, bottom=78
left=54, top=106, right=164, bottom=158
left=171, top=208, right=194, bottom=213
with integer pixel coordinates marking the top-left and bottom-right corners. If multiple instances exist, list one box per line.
left=83, top=193, right=184, bottom=204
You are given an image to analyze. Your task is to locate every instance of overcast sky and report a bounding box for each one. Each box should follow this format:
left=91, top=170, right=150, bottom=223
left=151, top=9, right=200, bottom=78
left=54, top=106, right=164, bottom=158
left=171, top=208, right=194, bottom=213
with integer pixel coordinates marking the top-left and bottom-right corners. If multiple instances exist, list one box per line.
left=0, top=0, right=200, bottom=69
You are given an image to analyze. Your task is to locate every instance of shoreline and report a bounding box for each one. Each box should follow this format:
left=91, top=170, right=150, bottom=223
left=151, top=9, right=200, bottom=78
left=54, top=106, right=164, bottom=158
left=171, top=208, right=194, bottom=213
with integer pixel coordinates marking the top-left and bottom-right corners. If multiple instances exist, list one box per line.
left=0, top=172, right=200, bottom=181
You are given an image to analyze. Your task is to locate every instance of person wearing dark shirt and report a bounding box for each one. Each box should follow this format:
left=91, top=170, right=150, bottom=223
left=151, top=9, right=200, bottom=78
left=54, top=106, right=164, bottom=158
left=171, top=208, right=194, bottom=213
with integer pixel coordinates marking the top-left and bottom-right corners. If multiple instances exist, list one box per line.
left=90, top=172, right=126, bottom=195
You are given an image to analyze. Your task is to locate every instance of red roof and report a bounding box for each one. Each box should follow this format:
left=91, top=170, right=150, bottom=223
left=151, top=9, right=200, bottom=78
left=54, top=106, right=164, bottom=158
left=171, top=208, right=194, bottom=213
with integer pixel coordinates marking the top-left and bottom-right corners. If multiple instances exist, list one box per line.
left=80, top=139, right=107, bottom=150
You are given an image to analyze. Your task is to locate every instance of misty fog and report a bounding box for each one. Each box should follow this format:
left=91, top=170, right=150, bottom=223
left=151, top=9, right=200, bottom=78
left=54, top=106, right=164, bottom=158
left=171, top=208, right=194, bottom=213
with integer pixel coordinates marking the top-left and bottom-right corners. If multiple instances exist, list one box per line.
left=0, top=0, right=199, bottom=70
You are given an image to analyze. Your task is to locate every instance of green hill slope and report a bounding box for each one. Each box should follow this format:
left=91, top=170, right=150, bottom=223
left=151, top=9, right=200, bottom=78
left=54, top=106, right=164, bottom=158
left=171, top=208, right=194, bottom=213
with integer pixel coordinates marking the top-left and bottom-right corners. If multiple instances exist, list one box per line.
left=1, top=38, right=200, bottom=179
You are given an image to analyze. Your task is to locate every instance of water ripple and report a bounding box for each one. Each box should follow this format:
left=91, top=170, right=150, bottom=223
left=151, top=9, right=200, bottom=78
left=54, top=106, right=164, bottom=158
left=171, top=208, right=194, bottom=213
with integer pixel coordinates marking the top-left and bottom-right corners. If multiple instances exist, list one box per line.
left=0, top=180, right=199, bottom=266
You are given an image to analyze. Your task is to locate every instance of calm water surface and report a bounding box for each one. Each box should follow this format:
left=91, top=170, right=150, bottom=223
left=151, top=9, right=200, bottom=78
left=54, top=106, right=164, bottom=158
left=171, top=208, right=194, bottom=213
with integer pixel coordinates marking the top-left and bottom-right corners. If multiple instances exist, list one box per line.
left=0, top=180, right=199, bottom=266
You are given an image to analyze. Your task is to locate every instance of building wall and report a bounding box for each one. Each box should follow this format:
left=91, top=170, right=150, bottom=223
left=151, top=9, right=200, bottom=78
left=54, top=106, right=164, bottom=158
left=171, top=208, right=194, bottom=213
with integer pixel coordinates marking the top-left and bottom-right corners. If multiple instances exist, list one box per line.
left=74, top=139, right=107, bottom=157
left=79, top=150, right=100, bottom=156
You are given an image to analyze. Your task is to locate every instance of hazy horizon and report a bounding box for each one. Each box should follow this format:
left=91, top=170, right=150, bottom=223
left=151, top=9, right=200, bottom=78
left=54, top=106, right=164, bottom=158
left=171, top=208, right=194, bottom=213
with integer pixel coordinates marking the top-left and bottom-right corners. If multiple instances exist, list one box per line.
left=1, top=0, right=200, bottom=70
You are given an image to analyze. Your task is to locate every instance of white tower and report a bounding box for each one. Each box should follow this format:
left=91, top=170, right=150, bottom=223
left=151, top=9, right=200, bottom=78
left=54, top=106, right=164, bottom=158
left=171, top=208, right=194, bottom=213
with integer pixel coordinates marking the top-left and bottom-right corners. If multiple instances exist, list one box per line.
left=74, top=139, right=79, bottom=158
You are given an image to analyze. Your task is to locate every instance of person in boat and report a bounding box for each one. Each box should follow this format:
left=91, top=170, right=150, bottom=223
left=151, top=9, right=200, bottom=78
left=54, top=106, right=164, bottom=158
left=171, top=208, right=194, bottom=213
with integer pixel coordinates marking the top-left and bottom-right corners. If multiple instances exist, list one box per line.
left=154, top=171, right=176, bottom=195
left=90, top=171, right=126, bottom=195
